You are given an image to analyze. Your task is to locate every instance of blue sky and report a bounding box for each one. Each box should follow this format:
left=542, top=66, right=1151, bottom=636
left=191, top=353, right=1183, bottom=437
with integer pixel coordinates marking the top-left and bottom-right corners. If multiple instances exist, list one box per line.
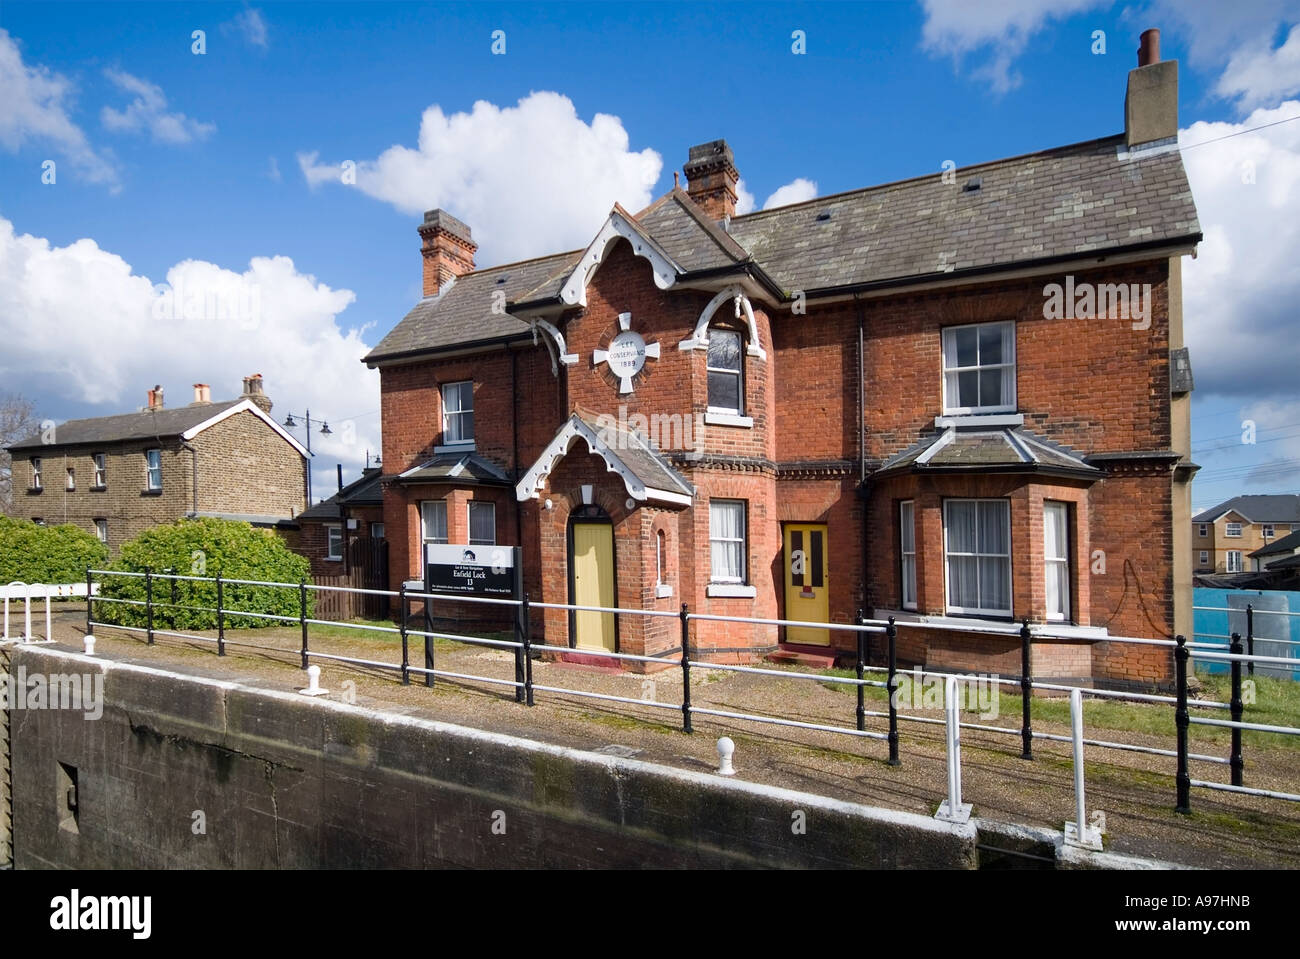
left=1, top=0, right=1298, bottom=507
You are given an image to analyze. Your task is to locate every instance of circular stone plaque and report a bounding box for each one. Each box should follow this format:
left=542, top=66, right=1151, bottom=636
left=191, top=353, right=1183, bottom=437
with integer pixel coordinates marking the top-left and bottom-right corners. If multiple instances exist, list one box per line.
left=606, top=330, right=647, bottom=379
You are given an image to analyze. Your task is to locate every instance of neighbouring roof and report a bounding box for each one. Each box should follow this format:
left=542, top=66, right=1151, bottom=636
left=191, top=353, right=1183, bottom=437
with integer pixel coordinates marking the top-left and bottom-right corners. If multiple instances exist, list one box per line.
left=1265, top=553, right=1300, bottom=570
left=366, top=132, right=1201, bottom=364
left=7, top=400, right=242, bottom=451
left=297, top=468, right=386, bottom=520
left=194, top=511, right=299, bottom=529
left=1193, top=495, right=1300, bottom=525
left=1250, top=528, right=1300, bottom=559
left=397, top=452, right=511, bottom=486
left=875, top=426, right=1101, bottom=479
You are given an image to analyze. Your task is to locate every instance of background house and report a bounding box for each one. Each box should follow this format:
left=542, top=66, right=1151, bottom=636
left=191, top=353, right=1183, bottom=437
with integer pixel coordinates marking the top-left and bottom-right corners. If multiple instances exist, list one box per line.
left=4, top=376, right=308, bottom=553
left=1193, top=494, right=1300, bottom=574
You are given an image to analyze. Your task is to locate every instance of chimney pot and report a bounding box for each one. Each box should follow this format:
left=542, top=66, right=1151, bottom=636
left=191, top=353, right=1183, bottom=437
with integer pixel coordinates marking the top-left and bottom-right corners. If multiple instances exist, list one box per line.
left=1138, top=28, right=1160, bottom=67
left=240, top=374, right=273, bottom=415
left=419, top=209, right=478, bottom=297
left=146, top=385, right=165, bottom=411
left=192, top=383, right=211, bottom=405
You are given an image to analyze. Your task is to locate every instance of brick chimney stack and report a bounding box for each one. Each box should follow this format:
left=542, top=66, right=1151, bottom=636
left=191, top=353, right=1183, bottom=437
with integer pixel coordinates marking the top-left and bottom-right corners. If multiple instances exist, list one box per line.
left=684, top=139, right=739, bottom=221
left=241, top=374, right=273, bottom=414
left=419, top=210, right=477, bottom=297
left=147, top=385, right=164, bottom=410
left=1125, top=27, right=1178, bottom=148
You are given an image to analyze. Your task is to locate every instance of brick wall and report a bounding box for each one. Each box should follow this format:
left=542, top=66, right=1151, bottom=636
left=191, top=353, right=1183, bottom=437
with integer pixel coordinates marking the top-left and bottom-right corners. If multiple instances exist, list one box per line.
left=194, top=410, right=306, bottom=519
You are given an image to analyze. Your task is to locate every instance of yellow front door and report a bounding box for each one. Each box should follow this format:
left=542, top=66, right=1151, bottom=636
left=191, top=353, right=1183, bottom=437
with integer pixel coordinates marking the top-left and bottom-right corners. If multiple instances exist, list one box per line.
left=784, top=524, right=830, bottom=646
left=572, top=522, right=616, bottom=652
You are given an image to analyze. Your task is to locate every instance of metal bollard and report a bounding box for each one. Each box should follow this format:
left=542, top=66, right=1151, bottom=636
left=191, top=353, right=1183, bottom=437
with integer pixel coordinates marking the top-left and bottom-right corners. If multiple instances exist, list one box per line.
left=298, top=664, right=329, bottom=697
left=1064, top=687, right=1103, bottom=849
left=83, top=635, right=96, bottom=656
left=716, top=737, right=736, bottom=775
left=934, top=676, right=971, bottom=823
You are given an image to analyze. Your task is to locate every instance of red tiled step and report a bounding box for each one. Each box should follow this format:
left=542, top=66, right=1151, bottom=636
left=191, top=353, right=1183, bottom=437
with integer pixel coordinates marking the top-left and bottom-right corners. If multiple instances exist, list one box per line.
left=765, top=645, right=839, bottom=670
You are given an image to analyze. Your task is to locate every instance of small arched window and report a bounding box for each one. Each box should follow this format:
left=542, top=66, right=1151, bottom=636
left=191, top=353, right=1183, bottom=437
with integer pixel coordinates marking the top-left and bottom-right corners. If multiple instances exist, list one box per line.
left=706, top=328, right=744, bottom=414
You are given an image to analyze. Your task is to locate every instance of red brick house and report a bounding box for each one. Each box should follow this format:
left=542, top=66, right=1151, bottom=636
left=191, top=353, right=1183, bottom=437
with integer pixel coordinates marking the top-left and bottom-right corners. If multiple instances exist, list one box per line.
left=365, top=36, right=1199, bottom=685
left=294, top=466, right=386, bottom=577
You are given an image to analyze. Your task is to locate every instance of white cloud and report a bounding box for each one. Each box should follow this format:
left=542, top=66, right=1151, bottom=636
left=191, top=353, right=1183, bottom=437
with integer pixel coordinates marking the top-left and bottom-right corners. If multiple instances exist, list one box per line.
left=734, top=178, right=757, bottom=215
left=763, top=178, right=818, bottom=209
left=1180, top=102, right=1300, bottom=400
left=0, top=216, right=377, bottom=502
left=297, top=91, right=662, bottom=264
left=1215, top=24, right=1300, bottom=111
left=101, top=69, right=215, bottom=144
left=919, top=0, right=1105, bottom=93
left=223, top=8, right=269, bottom=49
left=0, top=28, right=118, bottom=187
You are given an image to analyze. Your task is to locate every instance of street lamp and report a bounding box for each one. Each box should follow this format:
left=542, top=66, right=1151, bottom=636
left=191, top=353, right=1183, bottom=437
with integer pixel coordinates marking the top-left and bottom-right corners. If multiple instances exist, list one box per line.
left=282, top=410, right=333, bottom=505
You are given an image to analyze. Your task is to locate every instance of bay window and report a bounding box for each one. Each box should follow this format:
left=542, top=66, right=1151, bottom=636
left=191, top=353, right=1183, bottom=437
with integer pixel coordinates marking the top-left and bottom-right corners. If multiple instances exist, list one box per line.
left=944, top=499, right=1011, bottom=616
left=1044, top=501, right=1071, bottom=621
left=900, top=500, right=917, bottom=610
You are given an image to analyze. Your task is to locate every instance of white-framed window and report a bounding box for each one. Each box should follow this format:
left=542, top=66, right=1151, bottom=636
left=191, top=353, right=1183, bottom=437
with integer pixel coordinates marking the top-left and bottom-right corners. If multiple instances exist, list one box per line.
left=656, top=529, right=665, bottom=586
left=1199, top=550, right=1209, bottom=566
left=943, top=499, right=1012, bottom=616
left=145, top=448, right=162, bottom=490
left=421, top=500, right=448, bottom=546
left=706, top=328, right=744, bottom=414
left=1227, top=550, right=1243, bottom=573
left=1263, top=524, right=1275, bottom=538
left=32, top=517, right=44, bottom=526
left=1225, top=522, right=1242, bottom=537
left=1044, top=502, right=1071, bottom=622
left=325, top=525, right=343, bottom=560
left=942, top=321, right=1016, bottom=414
left=1197, top=523, right=1208, bottom=537
left=468, top=501, right=495, bottom=546
left=30, top=457, right=42, bottom=490
left=94, top=519, right=107, bottom=543
left=370, top=522, right=385, bottom=540
left=900, top=500, right=917, bottom=610
left=709, top=499, right=747, bottom=584
left=93, top=453, right=106, bottom=488
left=441, top=381, right=474, bottom=445
left=66, top=467, right=75, bottom=491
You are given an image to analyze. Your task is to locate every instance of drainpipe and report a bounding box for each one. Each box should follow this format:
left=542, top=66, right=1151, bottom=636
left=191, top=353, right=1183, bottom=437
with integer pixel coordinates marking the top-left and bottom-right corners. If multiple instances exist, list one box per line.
left=512, top=347, right=523, bottom=551
left=179, top=440, right=198, bottom=517
left=856, top=295, right=871, bottom=614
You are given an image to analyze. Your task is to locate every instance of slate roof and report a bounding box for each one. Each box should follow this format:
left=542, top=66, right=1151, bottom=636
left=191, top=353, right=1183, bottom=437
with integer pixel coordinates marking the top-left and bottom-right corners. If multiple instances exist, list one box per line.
left=298, top=468, right=385, bottom=520
left=397, top=452, right=511, bottom=485
left=876, top=427, right=1100, bottom=478
left=575, top=412, right=694, bottom=499
left=1250, top=528, right=1300, bottom=559
left=366, top=132, right=1201, bottom=364
left=7, top=400, right=242, bottom=451
left=1193, top=495, right=1300, bottom=525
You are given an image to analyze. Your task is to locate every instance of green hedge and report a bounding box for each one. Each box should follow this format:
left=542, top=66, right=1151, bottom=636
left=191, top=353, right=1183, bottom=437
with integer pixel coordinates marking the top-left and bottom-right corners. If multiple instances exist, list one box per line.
left=0, top=516, right=108, bottom=585
left=95, top=517, right=314, bottom=630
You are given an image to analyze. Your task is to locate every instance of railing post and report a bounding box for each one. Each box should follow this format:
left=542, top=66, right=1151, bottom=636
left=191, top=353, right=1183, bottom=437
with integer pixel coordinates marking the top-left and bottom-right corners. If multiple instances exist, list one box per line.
left=1064, top=687, right=1102, bottom=849
left=216, top=573, right=225, bottom=657
left=1245, top=604, right=1255, bottom=677
left=680, top=603, right=692, bottom=734
left=85, top=567, right=93, bottom=635
left=522, top=592, right=534, bottom=707
left=1174, top=633, right=1191, bottom=814
left=145, top=567, right=154, bottom=646
left=886, top=616, right=900, bottom=765
left=855, top=609, right=866, bottom=732
left=424, top=590, right=435, bottom=688
left=1230, top=632, right=1244, bottom=787
left=299, top=580, right=309, bottom=669
left=399, top=582, right=409, bottom=685
left=1020, top=619, right=1033, bottom=760
left=934, top=676, right=970, bottom=823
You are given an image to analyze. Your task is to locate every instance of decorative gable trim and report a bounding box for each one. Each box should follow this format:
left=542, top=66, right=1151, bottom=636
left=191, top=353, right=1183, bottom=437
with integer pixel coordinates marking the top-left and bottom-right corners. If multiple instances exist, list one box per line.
left=559, top=208, right=680, bottom=307
left=529, top=317, right=579, bottom=375
left=678, top=284, right=766, bottom=359
left=515, top=415, right=692, bottom=506
left=180, top=398, right=310, bottom=457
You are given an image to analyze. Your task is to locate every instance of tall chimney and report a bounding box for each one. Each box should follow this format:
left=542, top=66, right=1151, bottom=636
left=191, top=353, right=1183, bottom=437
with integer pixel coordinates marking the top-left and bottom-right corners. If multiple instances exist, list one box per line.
left=684, top=139, right=739, bottom=221
left=192, top=383, right=211, bottom=405
left=147, top=385, right=164, bottom=410
left=419, top=210, right=477, bottom=297
left=1125, top=28, right=1178, bottom=148
left=241, top=373, right=273, bottom=414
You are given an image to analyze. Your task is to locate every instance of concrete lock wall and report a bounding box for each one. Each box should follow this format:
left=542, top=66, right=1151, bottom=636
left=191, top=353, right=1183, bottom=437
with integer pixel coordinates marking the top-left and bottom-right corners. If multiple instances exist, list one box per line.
left=6, top=646, right=976, bottom=869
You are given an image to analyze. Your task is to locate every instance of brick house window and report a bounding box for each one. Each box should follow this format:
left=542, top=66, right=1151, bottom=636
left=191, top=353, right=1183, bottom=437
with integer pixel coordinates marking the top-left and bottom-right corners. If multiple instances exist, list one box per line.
left=145, top=449, right=162, bottom=491
left=421, top=501, right=448, bottom=545
left=706, top=329, right=744, bottom=414
left=93, top=453, right=106, bottom=488
left=1044, top=501, right=1071, bottom=622
left=1199, top=550, right=1209, bottom=566
left=325, top=525, right=343, bottom=561
left=900, top=500, right=917, bottom=610
left=32, top=517, right=44, bottom=526
left=30, top=457, right=41, bottom=490
left=941, top=321, right=1016, bottom=414
left=1262, top=524, right=1275, bottom=538
left=943, top=499, right=1011, bottom=617
left=66, top=467, right=75, bottom=490
left=94, top=519, right=107, bottom=543
left=709, top=500, right=747, bottom=584
left=1225, top=522, right=1242, bottom=537
left=370, top=522, right=385, bottom=540
left=1226, top=550, right=1243, bottom=573
left=442, top=381, right=474, bottom=446
left=468, top=501, right=496, bottom=546
left=1198, top=523, right=1208, bottom=537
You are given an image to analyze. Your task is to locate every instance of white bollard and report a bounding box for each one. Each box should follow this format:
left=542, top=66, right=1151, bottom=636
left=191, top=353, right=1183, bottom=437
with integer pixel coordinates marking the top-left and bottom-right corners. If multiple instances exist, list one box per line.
left=298, top=664, right=329, bottom=697
left=935, top=675, right=972, bottom=823
left=1064, top=687, right=1103, bottom=849
left=716, top=736, right=736, bottom=775
left=83, top=634, right=96, bottom=656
